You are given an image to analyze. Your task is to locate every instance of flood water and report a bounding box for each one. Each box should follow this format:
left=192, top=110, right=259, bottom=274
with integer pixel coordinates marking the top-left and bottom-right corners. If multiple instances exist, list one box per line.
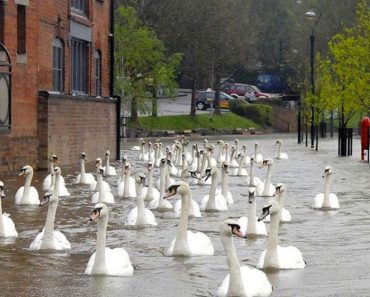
left=0, top=134, right=369, bottom=297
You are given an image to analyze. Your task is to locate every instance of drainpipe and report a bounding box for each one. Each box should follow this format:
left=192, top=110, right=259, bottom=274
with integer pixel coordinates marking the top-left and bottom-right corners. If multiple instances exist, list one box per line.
left=109, top=0, right=121, bottom=160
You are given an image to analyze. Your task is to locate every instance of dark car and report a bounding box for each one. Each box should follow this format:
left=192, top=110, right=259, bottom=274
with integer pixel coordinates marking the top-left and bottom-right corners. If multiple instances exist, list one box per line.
left=195, top=90, right=234, bottom=110
left=255, top=74, right=289, bottom=93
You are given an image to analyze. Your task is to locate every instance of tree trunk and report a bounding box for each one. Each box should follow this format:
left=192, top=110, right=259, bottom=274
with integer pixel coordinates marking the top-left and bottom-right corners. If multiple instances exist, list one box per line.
left=214, top=73, right=221, bottom=116
left=151, top=88, right=158, bottom=117
left=190, top=78, right=196, bottom=117
left=130, top=97, right=139, bottom=125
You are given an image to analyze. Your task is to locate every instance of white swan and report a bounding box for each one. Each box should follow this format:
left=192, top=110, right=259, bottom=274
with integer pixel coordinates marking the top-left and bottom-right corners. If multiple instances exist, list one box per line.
left=197, top=150, right=212, bottom=185
left=142, top=162, right=160, bottom=202
left=85, top=203, right=134, bottom=276
left=125, top=174, right=157, bottom=227
left=245, top=158, right=264, bottom=196
left=275, top=139, right=288, bottom=160
left=149, top=158, right=173, bottom=211
left=30, top=191, right=71, bottom=250
left=259, top=158, right=275, bottom=197
left=117, top=162, right=136, bottom=198
left=253, top=143, right=264, bottom=164
left=103, top=150, right=117, bottom=176
left=263, top=183, right=291, bottom=223
left=164, top=182, right=214, bottom=256
left=236, top=153, right=248, bottom=176
left=91, top=167, right=115, bottom=204
left=74, top=152, right=96, bottom=185
left=49, top=166, right=70, bottom=197
left=139, top=139, right=149, bottom=161
left=200, top=167, right=228, bottom=212
left=15, top=165, right=40, bottom=205
left=237, top=188, right=267, bottom=236
left=241, top=144, right=251, bottom=165
left=313, top=166, right=340, bottom=210
left=229, top=145, right=239, bottom=169
left=257, top=198, right=305, bottom=269
left=42, top=154, right=66, bottom=190
left=0, top=181, right=18, bottom=237
left=216, top=140, right=226, bottom=164
left=216, top=161, right=233, bottom=204
left=217, top=219, right=272, bottom=297
left=173, top=169, right=201, bottom=218
left=90, top=158, right=111, bottom=192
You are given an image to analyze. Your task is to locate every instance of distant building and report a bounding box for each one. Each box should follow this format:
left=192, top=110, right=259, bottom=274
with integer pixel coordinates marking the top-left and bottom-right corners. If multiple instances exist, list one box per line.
left=0, top=0, right=118, bottom=173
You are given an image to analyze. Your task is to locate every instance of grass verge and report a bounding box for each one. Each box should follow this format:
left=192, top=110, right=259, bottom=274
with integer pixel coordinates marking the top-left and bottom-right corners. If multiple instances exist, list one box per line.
left=138, top=112, right=260, bottom=131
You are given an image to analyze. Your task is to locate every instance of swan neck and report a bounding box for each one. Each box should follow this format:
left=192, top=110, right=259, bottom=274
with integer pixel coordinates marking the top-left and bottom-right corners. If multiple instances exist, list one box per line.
left=160, top=165, right=166, bottom=196
left=124, top=168, right=131, bottom=196
left=263, top=165, right=273, bottom=196
left=221, top=169, right=228, bottom=195
left=206, top=171, right=218, bottom=209
left=53, top=174, right=60, bottom=196
left=267, top=211, right=280, bottom=251
left=80, top=159, right=86, bottom=182
left=247, top=198, right=257, bottom=233
left=221, top=233, right=245, bottom=296
left=277, top=143, right=282, bottom=158
left=324, top=174, right=332, bottom=202
left=43, top=199, right=58, bottom=242
left=249, top=162, right=255, bottom=185
left=174, top=190, right=190, bottom=253
left=22, top=172, right=33, bottom=202
left=94, top=215, right=108, bottom=271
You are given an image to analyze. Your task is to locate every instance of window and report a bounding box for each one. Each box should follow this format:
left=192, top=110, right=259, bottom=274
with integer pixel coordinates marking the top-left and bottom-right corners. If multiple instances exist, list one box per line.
left=0, top=43, right=11, bottom=130
left=71, top=0, right=87, bottom=15
left=94, top=50, right=101, bottom=96
left=17, top=5, right=26, bottom=54
left=71, top=38, right=89, bottom=94
left=52, top=39, right=63, bottom=92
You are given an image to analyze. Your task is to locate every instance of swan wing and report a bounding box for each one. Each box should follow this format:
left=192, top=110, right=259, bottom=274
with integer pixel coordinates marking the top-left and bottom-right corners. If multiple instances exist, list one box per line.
left=313, top=193, right=324, bottom=209
left=143, top=208, right=158, bottom=226
left=125, top=207, right=138, bottom=226
left=30, top=231, right=44, bottom=250
left=53, top=231, right=71, bottom=250
left=187, top=230, right=214, bottom=256
left=0, top=214, right=18, bottom=237
left=276, top=245, right=305, bottom=269
left=42, top=174, right=52, bottom=190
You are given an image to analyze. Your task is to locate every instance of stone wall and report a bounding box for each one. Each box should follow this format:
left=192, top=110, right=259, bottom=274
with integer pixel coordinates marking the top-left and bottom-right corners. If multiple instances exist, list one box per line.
left=38, top=92, right=117, bottom=170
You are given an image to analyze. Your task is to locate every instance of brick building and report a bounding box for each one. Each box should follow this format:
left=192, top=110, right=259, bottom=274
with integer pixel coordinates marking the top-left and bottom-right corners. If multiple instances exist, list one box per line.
left=0, top=0, right=118, bottom=173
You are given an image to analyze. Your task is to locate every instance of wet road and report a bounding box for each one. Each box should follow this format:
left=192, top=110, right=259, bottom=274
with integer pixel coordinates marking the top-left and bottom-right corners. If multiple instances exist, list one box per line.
left=0, top=134, right=369, bottom=297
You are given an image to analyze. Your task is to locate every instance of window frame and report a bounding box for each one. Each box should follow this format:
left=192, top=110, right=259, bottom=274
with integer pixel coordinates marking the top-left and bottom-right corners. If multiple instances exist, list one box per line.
left=52, top=38, right=64, bottom=93
left=0, top=42, right=12, bottom=131
left=94, top=50, right=101, bottom=97
left=71, top=38, right=89, bottom=94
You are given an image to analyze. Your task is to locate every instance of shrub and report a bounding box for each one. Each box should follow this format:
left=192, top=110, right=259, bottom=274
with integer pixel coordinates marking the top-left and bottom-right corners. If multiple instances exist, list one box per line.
left=230, top=100, right=273, bottom=126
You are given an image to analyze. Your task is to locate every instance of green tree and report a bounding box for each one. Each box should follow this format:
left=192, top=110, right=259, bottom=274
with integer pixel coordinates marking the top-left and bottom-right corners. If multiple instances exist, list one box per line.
left=114, top=5, right=181, bottom=124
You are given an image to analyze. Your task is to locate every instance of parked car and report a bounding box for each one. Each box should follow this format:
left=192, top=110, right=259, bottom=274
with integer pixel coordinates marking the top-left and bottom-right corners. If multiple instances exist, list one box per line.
left=195, top=90, right=235, bottom=110
left=222, top=83, right=272, bottom=101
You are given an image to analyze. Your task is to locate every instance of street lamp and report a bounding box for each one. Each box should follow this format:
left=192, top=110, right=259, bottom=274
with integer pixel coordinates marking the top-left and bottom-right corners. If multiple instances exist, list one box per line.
left=305, top=7, right=321, bottom=150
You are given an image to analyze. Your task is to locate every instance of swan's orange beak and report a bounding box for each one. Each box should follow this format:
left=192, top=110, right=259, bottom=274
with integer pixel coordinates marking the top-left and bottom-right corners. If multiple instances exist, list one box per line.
left=90, top=211, right=100, bottom=221
left=231, top=225, right=246, bottom=239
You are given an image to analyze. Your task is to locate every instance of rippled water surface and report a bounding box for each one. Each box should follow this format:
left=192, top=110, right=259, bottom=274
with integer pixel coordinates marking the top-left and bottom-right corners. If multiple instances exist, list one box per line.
left=0, top=134, right=369, bottom=297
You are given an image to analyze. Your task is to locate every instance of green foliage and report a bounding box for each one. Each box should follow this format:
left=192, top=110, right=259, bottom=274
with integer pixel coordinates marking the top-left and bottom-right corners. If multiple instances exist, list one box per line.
left=138, top=113, right=259, bottom=131
left=114, top=5, right=181, bottom=122
left=314, top=0, right=370, bottom=127
left=229, top=100, right=273, bottom=126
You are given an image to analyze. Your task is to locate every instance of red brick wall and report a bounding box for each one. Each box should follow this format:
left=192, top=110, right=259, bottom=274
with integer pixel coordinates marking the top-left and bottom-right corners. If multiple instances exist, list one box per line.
left=38, top=92, right=117, bottom=170
left=0, top=1, right=113, bottom=174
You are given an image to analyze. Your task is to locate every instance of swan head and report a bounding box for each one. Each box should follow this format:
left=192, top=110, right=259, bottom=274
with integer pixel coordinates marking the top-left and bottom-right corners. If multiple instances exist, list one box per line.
left=135, top=173, right=146, bottom=185
left=222, top=161, right=229, bottom=174
left=39, top=192, right=58, bottom=206
left=51, top=154, right=59, bottom=163
left=89, top=203, right=108, bottom=221
left=248, top=188, right=256, bottom=203
left=53, top=166, right=62, bottom=176
left=274, top=183, right=286, bottom=196
left=160, top=158, right=166, bottom=167
left=220, top=219, right=246, bottom=238
left=105, top=150, right=110, bottom=157
left=258, top=200, right=280, bottom=221
left=0, top=181, right=5, bottom=199
left=234, top=139, right=239, bottom=144
left=189, top=171, right=200, bottom=180
left=323, top=166, right=333, bottom=177
left=255, top=143, right=259, bottom=148
left=124, top=163, right=131, bottom=174
left=81, top=152, right=87, bottom=161
left=18, top=165, right=33, bottom=176
left=147, top=162, right=154, bottom=171
left=203, top=166, right=217, bottom=181
left=275, top=139, right=283, bottom=145
left=164, top=181, right=189, bottom=199
left=96, top=158, right=103, bottom=169
left=259, top=158, right=274, bottom=169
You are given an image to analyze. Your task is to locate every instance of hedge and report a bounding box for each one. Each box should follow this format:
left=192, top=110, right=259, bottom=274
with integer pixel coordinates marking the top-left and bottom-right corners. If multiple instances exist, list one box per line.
left=230, top=100, right=273, bottom=127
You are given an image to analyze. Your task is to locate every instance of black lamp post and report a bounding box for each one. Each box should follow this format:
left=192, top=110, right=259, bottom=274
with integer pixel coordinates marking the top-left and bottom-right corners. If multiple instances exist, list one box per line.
left=305, top=7, right=321, bottom=150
